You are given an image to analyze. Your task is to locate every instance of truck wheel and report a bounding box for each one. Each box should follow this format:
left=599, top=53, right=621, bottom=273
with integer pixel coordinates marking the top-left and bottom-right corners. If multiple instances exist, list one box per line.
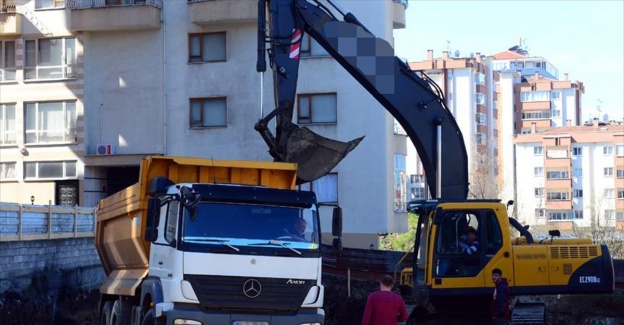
left=111, top=299, right=132, bottom=325
left=142, top=308, right=164, bottom=325
left=101, top=301, right=113, bottom=325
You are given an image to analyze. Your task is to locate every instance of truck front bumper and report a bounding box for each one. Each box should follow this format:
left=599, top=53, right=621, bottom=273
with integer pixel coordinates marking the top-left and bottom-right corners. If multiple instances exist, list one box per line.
left=164, top=304, right=324, bottom=325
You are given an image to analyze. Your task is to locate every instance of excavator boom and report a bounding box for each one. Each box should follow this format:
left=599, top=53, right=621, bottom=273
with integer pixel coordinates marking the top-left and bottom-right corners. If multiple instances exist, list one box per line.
left=257, top=0, right=468, bottom=199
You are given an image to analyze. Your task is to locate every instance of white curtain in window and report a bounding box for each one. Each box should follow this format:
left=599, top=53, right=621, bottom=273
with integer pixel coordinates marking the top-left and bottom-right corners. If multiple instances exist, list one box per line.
left=314, top=174, right=338, bottom=203
left=1, top=163, right=16, bottom=179
left=311, top=94, right=336, bottom=123
left=202, top=34, right=226, bottom=62
left=39, top=39, right=63, bottom=66
left=202, top=99, right=226, bottom=126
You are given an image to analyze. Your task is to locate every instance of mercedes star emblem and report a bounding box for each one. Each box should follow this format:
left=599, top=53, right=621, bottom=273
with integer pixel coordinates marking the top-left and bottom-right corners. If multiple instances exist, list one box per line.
left=243, top=279, right=262, bottom=299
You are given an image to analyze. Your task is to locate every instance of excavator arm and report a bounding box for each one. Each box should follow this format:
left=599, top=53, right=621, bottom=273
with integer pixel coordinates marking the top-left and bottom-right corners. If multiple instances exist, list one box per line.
left=256, top=0, right=468, bottom=199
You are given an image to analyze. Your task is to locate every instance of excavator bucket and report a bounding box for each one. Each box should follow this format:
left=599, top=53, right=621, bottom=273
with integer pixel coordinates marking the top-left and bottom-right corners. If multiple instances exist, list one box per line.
left=283, top=127, right=364, bottom=183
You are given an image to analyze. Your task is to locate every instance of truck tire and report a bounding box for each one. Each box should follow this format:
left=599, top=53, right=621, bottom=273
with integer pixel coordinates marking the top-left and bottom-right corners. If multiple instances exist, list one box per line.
left=101, top=301, right=113, bottom=325
left=111, top=299, right=132, bottom=325
left=142, top=308, right=165, bottom=325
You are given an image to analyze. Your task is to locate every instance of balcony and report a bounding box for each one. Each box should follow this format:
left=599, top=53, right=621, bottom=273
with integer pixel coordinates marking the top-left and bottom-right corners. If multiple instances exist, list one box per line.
left=0, top=2, right=21, bottom=36
left=392, top=0, right=406, bottom=29
left=189, top=0, right=256, bottom=26
left=67, top=0, right=162, bottom=32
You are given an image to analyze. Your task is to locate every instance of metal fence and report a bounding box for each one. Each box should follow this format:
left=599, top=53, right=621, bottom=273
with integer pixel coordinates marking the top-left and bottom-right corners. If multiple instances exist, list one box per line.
left=66, top=0, right=163, bottom=9
left=0, top=202, right=96, bottom=241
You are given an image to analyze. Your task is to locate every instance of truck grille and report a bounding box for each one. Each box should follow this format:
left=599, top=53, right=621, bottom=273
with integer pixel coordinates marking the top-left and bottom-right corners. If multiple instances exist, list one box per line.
left=184, top=275, right=315, bottom=314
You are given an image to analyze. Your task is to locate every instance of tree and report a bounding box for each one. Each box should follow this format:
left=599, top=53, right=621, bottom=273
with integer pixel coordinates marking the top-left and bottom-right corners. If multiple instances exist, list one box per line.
left=572, top=195, right=623, bottom=259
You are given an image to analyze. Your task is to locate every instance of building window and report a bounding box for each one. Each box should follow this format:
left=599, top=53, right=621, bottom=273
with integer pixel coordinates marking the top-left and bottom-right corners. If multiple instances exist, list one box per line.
left=299, top=173, right=338, bottom=204
left=521, top=111, right=551, bottom=120
left=35, top=0, right=65, bottom=9
left=24, top=38, right=76, bottom=80
left=0, top=103, right=16, bottom=145
left=548, top=211, right=573, bottom=220
left=604, top=167, right=613, bottom=176
left=573, top=168, right=582, bottom=177
left=604, top=188, right=615, bottom=199
left=547, top=191, right=569, bottom=201
left=603, top=146, right=613, bottom=155
left=393, top=119, right=407, bottom=135
left=475, top=93, right=486, bottom=105
left=618, top=189, right=624, bottom=199
left=393, top=155, right=407, bottom=212
left=474, top=73, right=485, bottom=86
left=574, top=210, right=583, bottom=219
left=1, top=41, right=16, bottom=81
left=617, top=169, right=624, bottom=178
left=475, top=113, right=486, bottom=125
left=297, top=93, right=337, bottom=124
left=617, top=212, right=624, bottom=220
left=300, top=33, right=329, bottom=57
left=0, top=162, right=17, bottom=180
left=572, top=147, right=582, bottom=156
left=410, top=187, right=425, bottom=200
left=605, top=210, right=615, bottom=219
left=189, top=32, right=226, bottom=63
left=534, top=167, right=543, bottom=176
left=535, top=208, right=545, bottom=218
left=25, top=101, right=77, bottom=144
left=573, top=189, right=583, bottom=198
left=520, top=91, right=550, bottom=102
left=546, top=170, right=569, bottom=179
left=551, top=91, right=561, bottom=100
left=24, top=161, right=76, bottom=179
left=189, top=97, right=227, bottom=128
left=551, top=109, right=561, bottom=118
left=534, top=146, right=543, bottom=155
left=616, top=144, right=624, bottom=156
left=475, top=133, right=486, bottom=145
left=534, top=188, right=544, bottom=197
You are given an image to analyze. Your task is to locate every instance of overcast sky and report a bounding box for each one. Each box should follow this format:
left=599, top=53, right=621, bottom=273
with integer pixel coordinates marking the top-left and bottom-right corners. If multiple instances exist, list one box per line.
left=393, top=0, right=624, bottom=122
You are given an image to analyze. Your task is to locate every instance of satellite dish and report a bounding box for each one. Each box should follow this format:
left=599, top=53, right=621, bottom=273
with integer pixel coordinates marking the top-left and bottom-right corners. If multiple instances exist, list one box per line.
left=454, top=50, right=460, bottom=57
left=469, top=52, right=475, bottom=58
left=602, top=114, right=609, bottom=122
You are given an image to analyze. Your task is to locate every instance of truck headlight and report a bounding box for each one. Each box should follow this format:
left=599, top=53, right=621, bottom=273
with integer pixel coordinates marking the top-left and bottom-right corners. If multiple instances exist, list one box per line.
left=173, top=319, right=202, bottom=325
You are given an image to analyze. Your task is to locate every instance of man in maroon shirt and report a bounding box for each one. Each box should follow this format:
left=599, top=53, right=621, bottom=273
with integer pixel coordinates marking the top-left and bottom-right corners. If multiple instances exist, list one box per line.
left=361, top=275, right=409, bottom=325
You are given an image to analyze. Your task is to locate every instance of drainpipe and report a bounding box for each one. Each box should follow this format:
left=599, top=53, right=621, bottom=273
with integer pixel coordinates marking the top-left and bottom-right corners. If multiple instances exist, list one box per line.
left=162, top=1, right=168, bottom=155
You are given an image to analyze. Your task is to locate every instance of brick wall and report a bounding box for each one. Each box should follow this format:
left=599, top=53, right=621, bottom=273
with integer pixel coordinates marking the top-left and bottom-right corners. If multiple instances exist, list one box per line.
left=0, top=237, right=104, bottom=293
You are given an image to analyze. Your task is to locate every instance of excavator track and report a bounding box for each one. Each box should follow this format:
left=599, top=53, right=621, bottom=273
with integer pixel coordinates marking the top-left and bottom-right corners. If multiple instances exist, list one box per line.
left=511, top=296, right=545, bottom=325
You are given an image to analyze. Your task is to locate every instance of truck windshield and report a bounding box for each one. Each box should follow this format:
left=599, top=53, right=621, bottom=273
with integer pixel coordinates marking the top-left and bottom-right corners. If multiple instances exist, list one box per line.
left=181, top=202, right=320, bottom=251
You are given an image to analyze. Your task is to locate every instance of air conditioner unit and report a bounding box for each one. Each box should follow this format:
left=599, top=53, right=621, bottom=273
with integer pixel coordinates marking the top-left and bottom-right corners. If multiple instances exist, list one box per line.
left=96, top=144, right=116, bottom=155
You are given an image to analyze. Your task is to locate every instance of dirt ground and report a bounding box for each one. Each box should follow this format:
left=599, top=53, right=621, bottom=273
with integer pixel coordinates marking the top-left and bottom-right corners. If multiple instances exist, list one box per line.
left=0, top=286, right=622, bottom=324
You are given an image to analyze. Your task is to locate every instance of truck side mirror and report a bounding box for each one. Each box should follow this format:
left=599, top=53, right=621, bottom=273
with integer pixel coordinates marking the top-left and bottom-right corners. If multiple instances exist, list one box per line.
left=332, top=207, right=342, bottom=237
left=145, top=197, right=160, bottom=242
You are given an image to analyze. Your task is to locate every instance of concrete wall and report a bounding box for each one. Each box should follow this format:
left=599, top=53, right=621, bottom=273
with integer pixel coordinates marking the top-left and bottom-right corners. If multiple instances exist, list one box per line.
left=0, top=237, right=104, bottom=293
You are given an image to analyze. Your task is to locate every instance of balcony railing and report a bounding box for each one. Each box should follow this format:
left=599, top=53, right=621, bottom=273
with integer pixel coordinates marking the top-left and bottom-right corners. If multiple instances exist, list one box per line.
left=1, top=0, right=16, bottom=12
left=67, top=0, right=162, bottom=9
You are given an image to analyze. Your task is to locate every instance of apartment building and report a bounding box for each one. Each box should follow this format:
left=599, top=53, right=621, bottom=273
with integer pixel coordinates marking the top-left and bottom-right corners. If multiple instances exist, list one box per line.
left=514, top=119, right=624, bottom=230
left=0, top=0, right=409, bottom=248
left=0, top=0, right=84, bottom=206
left=406, top=50, right=500, bottom=199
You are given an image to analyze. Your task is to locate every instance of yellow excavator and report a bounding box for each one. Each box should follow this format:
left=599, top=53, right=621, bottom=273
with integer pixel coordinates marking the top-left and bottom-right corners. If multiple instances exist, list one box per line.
left=256, top=0, right=615, bottom=323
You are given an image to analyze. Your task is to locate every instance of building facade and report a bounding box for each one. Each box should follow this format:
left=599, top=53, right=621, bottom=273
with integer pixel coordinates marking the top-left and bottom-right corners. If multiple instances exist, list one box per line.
left=0, top=0, right=409, bottom=248
left=514, top=119, right=624, bottom=230
left=407, top=50, right=500, bottom=200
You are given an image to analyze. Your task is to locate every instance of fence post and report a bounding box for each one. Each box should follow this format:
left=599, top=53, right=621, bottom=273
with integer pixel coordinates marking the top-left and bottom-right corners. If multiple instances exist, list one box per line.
left=74, top=205, right=78, bottom=238
left=48, top=200, right=52, bottom=239
left=18, top=203, right=23, bottom=240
